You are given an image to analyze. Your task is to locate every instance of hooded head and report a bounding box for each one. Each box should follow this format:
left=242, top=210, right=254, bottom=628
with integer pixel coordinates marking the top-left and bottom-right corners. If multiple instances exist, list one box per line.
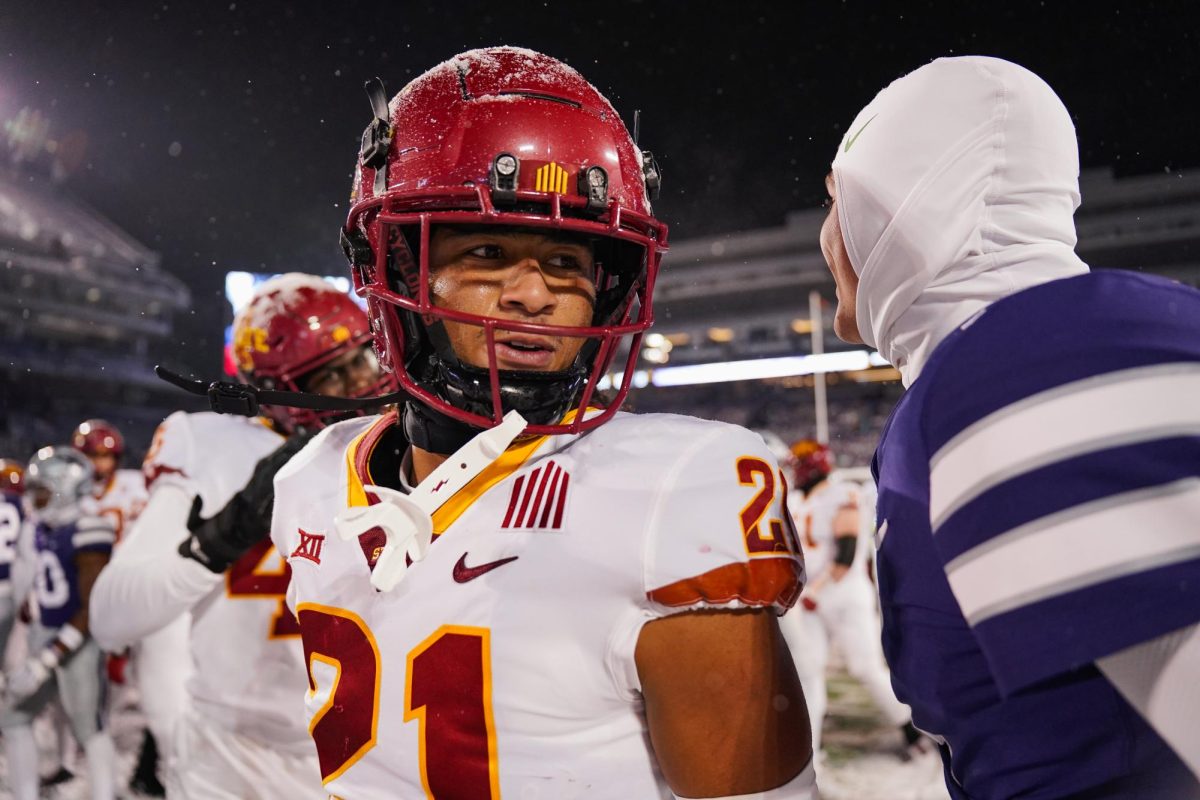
left=825, top=56, right=1089, bottom=386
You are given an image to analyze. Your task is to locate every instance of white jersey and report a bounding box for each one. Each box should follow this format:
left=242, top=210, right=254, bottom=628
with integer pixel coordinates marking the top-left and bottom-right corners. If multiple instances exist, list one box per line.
left=0, top=492, right=23, bottom=598
left=94, top=410, right=312, bottom=753
left=273, top=410, right=805, bottom=799
left=791, top=479, right=860, bottom=579
left=93, top=468, right=148, bottom=543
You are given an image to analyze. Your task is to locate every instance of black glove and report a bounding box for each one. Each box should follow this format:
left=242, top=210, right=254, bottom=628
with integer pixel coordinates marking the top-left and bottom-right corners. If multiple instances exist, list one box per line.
left=179, top=432, right=314, bottom=573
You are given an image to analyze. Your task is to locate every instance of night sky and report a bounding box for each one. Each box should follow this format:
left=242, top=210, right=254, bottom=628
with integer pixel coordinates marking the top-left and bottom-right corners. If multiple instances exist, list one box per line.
left=2, top=0, right=1197, bottom=375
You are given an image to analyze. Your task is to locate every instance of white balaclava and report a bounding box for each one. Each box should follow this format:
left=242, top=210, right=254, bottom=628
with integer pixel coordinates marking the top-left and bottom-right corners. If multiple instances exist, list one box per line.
left=831, top=56, right=1089, bottom=386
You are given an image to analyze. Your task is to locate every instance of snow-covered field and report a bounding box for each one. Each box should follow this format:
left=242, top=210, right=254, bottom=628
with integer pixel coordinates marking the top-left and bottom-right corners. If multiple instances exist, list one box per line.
left=818, top=667, right=951, bottom=800
left=0, top=666, right=953, bottom=799
left=0, top=692, right=152, bottom=799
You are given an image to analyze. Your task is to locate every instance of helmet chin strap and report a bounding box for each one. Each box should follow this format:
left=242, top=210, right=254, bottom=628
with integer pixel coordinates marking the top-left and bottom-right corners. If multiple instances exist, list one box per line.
left=154, top=364, right=408, bottom=418
left=402, top=400, right=482, bottom=456
left=404, top=355, right=588, bottom=455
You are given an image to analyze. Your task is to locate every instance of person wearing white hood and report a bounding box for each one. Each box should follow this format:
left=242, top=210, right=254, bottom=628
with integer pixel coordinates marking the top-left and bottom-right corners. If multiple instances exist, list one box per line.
left=820, top=56, right=1200, bottom=798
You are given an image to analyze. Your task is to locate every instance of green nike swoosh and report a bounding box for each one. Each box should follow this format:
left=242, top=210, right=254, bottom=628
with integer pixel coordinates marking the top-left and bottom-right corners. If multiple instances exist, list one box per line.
left=843, top=114, right=878, bottom=153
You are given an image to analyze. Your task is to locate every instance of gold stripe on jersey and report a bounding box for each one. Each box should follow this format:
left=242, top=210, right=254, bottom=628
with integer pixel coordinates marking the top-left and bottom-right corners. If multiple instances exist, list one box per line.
left=343, top=409, right=402, bottom=509
left=344, top=409, right=587, bottom=534
left=428, top=428, right=554, bottom=534
left=345, top=425, right=376, bottom=509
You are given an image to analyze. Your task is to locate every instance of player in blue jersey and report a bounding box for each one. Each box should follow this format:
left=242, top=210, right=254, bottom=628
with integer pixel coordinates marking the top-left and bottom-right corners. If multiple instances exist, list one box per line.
left=0, top=447, right=117, bottom=800
left=819, top=56, right=1200, bottom=798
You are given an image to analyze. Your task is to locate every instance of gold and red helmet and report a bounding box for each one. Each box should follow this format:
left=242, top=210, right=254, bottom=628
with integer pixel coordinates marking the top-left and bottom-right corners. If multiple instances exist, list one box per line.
left=71, top=419, right=125, bottom=459
left=340, top=47, right=668, bottom=437
left=790, top=439, right=834, bottom=489
left=0, top=458, right=23, bottom=494
left=232, top=273, right=398, bottom=433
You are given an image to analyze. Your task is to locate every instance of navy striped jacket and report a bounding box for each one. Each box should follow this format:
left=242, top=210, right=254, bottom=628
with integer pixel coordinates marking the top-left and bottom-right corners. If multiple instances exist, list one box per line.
left=873, top=270, right=1200, bottom=799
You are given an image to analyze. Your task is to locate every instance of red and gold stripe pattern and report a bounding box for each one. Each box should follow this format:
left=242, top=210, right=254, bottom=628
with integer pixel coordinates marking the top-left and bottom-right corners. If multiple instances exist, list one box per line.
left=501, top=460, right=569, bottom=530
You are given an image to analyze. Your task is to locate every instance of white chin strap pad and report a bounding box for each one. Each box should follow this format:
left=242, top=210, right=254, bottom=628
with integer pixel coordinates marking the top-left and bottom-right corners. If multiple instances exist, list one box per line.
left=335, top=485, right=434, bottom=593
left=335, top=410, right=529, bottom=593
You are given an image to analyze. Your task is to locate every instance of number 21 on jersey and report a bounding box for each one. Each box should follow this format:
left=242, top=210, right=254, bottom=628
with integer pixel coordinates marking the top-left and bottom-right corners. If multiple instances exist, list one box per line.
left=299, top=605, right=500, bottom=798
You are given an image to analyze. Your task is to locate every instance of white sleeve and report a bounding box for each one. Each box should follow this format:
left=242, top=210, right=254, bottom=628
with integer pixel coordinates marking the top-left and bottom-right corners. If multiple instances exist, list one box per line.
left=10, top=518, right=37, bottom=604
left=89, top=482, right=221, bottom=651
left=1098, top=623, right=1200, bottom=780
left=643, top=424, right=806, bottom=615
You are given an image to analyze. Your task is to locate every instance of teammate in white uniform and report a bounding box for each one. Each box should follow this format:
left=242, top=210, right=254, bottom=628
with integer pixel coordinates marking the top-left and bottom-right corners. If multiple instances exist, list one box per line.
left=73, top=420, right=148, bottom=545
left=265, top=48, right=815, bottom=799
left=70, top=418, right=171, bottom=794
left=1, top=447, right=117, bottom=800
left=90, top=274, right=397, bottom=800
left=773, top=439, right=919, bottom=756
left=0, top=460, right=26, bottom=663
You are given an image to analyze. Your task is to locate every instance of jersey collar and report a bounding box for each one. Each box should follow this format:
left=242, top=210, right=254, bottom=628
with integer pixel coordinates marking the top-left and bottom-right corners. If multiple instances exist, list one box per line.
left=344, top=408, right=588, bottom=535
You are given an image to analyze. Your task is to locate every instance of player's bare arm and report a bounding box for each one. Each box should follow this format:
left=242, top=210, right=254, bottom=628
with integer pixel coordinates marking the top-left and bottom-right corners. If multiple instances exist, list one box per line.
left=637, top=608, right=811, bottom=797
left=829, top=502, right=858, bottom=583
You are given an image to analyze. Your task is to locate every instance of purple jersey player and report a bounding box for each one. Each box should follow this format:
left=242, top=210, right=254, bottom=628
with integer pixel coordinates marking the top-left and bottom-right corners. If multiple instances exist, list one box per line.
left=0, top=447, right=118, bottom=800
left=819, top=56, right=1200, bottom=798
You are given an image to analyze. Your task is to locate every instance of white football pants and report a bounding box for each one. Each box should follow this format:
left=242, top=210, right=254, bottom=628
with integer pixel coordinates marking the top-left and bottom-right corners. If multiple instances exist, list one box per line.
left=780, top=571, right=910, bottom=753
left=132, top=610, right=192, bottom=746
left=168, top=706, right=325, bottom=800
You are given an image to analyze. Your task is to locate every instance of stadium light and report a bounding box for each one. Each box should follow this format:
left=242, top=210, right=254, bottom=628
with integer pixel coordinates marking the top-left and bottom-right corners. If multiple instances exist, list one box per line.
left=600, top=349, right=891, bottom=390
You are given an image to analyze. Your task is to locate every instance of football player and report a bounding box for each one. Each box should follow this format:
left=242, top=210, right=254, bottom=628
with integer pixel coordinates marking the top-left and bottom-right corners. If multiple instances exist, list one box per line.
left=0, top=447, right=117, bottom=800
left=90, top=274, right=396, bottom=799
left=823, top=56, right=1200, bottom=796
left=268, top=47, right=814, bottom=799
left=0, top=459, right=27, bottom=668
left=771, top=438, right=918, bottom=757
left=72, top=420, right=147, bottom=544
left=0, top=462, right=28, bottom=695
left=71, top=418, right=170, bottom=794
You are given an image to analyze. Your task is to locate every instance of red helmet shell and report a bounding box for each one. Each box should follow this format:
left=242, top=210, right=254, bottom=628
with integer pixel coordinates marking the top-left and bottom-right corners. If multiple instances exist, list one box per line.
left=232, top=273, right=396, bottom=432
left=71, top=419, right=125, bottom=459
left=344, top=47, right=668, bottom=435
left=790, top=439, right=834, bottom=488
left=350, top=49, right=655, bottom=221
left=0, top=458, right=23, bottom=494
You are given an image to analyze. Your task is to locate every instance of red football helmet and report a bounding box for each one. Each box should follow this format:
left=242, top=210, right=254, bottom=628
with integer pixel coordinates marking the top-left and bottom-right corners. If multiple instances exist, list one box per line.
left=231, top=273, right=398, bottom=433
left=71, top=420, right=125, bottom=459
left=0, top=458, right=23, bottom=494
left=340, top=47, right=668, bottom=436
left=790, top=439, right=834, bottom=490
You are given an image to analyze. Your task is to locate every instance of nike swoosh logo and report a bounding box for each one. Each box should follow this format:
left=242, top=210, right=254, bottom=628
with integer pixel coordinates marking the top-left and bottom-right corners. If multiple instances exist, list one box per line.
left=843, top=113, right=878, bottom=153
left=452, top=553, right=519, bottom=583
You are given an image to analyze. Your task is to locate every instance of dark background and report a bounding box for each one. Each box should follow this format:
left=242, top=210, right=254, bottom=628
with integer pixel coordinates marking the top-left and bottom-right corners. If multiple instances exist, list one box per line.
left=2, top=0, right=1197, bottom=377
